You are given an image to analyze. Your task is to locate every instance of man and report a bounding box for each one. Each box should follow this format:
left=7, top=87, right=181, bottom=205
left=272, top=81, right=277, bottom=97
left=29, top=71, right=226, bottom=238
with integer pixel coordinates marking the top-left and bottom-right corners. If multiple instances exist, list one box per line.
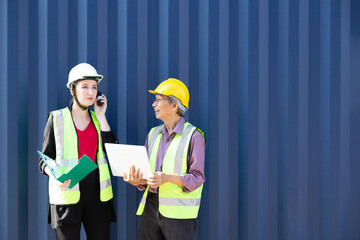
left=123, top=78, right=206, bottom=240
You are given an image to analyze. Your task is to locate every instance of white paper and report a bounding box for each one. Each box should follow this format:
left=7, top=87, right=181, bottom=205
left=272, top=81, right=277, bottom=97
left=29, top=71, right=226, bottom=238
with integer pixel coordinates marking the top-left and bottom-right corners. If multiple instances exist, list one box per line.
left=104, top=143, right=152, bottom=179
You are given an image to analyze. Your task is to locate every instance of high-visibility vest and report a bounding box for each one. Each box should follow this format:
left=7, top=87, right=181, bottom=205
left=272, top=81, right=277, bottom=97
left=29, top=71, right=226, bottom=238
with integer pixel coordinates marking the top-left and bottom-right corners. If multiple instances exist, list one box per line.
left=136, top=122, right=205, bottom=219
left=48, top=107, right=113, bottom=205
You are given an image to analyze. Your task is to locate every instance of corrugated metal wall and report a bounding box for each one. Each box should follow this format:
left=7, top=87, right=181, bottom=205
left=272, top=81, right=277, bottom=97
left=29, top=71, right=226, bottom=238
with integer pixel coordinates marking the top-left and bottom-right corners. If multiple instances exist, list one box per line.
left=1, top=0, right=360, bottom=239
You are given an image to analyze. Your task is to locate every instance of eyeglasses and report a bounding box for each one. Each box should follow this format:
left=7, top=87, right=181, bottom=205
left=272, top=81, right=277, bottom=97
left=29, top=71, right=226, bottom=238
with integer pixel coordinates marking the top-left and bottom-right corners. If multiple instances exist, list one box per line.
left=153, top=98, right=168, bottom=103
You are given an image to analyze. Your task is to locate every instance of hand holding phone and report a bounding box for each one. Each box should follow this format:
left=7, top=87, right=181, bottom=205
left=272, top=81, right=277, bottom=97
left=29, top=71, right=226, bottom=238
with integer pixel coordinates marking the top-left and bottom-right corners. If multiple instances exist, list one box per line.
left=96, top=91, right=104, bottom=106
left=94, top=91, right=110, bottom=130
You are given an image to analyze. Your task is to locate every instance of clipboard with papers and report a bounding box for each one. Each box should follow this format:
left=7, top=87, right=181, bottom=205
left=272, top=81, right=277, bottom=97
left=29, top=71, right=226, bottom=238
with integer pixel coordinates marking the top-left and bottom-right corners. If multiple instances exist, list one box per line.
left=37, top=151, right=98, bottom=189
left=104, top=143, right=152, bottom=179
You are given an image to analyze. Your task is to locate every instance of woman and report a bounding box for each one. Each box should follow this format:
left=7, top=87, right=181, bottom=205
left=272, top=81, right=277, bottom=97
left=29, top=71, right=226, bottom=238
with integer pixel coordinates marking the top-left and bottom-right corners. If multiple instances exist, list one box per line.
left=39, top=63, right=117, bottom=240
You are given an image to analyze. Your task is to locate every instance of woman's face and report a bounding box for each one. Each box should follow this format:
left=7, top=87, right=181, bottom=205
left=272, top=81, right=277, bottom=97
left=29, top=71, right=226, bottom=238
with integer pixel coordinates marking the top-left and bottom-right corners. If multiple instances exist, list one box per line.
left=72, top=80, right=98, bottom=107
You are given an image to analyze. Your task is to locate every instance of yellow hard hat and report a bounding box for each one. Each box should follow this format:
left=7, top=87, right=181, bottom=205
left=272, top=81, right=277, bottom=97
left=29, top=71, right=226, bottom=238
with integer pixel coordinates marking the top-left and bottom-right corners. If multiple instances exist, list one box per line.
left=149, top=78, right=190, bottom=108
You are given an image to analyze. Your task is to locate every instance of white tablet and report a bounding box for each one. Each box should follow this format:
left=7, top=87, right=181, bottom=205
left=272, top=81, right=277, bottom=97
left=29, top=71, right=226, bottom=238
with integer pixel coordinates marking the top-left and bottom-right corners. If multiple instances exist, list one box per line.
left=104, top=143, right=152, bottom=179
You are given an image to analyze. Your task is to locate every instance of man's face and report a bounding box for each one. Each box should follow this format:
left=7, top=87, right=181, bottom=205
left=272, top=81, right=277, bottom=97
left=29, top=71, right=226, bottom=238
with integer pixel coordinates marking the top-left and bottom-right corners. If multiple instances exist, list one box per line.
left=152, top=94, right=176, bottom=121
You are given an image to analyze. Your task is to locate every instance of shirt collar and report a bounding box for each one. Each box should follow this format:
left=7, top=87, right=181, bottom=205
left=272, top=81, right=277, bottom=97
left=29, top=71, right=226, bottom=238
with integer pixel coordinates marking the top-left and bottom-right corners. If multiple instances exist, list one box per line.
left=162, top=117, right=186, bottom=137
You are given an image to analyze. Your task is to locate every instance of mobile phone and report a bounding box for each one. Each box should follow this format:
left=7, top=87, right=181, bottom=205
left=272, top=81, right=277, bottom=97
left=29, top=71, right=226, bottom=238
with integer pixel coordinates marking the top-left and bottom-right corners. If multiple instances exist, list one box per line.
left=96, top=91, right=104, bottom=106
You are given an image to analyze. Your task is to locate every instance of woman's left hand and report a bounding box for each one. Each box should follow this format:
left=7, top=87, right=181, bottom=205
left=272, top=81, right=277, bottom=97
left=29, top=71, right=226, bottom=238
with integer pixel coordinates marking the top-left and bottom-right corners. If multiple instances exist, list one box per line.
left=94, top=93, right=107, bottom=117
left=94, top=93, right=111, bottom=131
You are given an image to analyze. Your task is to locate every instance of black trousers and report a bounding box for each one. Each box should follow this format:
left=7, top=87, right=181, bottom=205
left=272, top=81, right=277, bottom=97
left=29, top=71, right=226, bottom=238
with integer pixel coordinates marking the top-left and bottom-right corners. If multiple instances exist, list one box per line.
left=138, top=192, right=197, bottom=240
left=54, top=170, right=111, bottom=240
left=55, top=202, right=110, bottom=240
left=55, top=219, right=109, bottom=240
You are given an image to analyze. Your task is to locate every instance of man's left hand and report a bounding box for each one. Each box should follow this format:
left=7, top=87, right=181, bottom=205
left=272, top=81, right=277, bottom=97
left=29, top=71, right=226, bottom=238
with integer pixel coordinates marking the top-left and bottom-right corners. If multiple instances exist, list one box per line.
left=147, top=172, right=168, bottom=188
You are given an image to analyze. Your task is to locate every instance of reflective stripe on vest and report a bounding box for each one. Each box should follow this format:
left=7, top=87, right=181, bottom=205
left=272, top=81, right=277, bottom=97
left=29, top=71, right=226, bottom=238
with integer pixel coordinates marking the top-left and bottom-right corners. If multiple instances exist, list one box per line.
left=137, top=122, right=204, bottom=219
left=49, top=107, right=113, bottom=205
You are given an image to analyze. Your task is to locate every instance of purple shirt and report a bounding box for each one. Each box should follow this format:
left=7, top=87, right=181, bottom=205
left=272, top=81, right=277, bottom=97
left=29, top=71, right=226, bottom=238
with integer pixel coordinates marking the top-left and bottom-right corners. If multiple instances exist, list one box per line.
left=138, top=117, right=205, bottom=193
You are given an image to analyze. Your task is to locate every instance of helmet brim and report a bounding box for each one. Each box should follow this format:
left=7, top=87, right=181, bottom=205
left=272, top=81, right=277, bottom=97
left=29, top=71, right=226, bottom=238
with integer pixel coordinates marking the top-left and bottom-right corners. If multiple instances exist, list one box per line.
left=67, top=75, right=103, bottom=88
left=148, top=90, right=164, bottom=95
left=83, top=75, right=103, bottom=80
left=148, top=89, right=189, bottom=108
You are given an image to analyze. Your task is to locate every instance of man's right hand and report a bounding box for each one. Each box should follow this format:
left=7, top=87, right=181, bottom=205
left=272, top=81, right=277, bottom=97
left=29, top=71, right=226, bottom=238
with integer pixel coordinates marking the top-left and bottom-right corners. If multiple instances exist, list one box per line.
left=123, top=164, right=147, bottom=186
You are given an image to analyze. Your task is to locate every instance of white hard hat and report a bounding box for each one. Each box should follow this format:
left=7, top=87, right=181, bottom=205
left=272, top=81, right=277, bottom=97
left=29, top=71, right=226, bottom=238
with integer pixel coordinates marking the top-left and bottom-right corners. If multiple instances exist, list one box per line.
left=67, top=63, right=103, bottom=88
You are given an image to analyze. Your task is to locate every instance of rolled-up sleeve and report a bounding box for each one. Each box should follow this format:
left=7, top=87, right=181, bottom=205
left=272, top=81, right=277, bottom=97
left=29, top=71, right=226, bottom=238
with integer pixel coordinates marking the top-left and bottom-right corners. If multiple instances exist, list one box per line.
left=180, top=130, right=206, bottom=193
left=101, top=129, right=119, bottom=147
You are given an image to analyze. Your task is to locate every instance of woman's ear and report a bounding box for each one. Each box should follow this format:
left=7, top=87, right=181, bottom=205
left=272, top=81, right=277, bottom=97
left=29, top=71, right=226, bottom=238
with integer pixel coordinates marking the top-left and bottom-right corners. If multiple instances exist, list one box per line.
left=70, top=87, right=74, bottom=96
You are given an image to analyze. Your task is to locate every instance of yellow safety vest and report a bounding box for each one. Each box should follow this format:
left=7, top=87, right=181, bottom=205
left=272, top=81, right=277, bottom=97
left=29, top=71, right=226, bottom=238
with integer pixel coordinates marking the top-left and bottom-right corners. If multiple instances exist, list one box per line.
left=137, top=122, right=204, bottom=219
left=48, top=107, right=113, bottom=205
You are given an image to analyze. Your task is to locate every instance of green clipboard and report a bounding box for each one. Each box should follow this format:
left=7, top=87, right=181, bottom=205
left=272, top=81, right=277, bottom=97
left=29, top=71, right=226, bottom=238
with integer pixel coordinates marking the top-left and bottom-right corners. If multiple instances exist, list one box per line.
left=37, top=151, right=98, bottom=189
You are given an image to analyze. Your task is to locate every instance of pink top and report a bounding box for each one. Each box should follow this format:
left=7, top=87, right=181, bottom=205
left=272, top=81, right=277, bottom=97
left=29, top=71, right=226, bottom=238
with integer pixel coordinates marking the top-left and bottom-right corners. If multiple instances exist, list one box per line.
left=75, top=120, right=98, bottom=163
